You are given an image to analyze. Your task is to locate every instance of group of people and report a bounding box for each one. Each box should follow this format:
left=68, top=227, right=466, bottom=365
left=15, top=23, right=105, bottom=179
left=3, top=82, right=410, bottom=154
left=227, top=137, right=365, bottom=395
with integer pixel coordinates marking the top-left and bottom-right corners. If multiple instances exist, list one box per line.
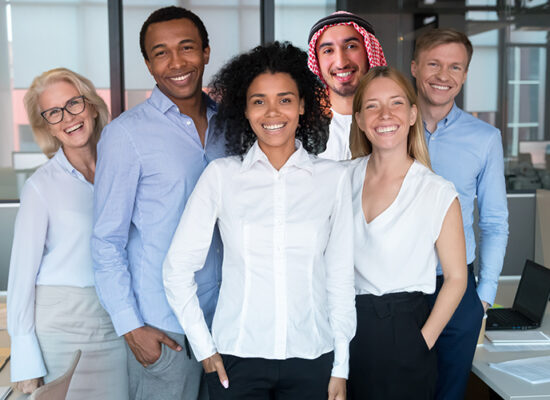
left=7, top=5, right=508, bottom=400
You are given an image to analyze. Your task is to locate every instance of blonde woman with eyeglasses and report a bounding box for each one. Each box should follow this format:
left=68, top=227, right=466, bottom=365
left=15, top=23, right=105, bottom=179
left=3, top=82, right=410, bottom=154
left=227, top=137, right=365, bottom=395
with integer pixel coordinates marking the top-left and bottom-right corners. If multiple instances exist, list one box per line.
left=7, top=68, right=128, bottom=399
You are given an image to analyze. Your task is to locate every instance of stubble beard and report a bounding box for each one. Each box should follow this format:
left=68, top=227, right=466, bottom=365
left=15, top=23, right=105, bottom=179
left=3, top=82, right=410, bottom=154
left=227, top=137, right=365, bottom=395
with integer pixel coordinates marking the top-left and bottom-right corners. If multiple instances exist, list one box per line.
left=330, top=82, right=358, bottom=98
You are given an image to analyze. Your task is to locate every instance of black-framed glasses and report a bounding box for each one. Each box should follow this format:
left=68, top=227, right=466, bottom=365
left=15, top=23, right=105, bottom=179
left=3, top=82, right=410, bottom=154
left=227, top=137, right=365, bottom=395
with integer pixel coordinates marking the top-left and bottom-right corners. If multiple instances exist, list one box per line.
left=40, top=95, right=87, bottom=125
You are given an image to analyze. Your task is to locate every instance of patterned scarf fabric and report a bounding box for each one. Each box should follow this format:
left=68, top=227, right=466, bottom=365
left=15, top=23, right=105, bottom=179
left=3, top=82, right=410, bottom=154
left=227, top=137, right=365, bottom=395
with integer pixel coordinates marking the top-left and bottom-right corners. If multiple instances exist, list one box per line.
left=307, top=12, right=387, bottom=85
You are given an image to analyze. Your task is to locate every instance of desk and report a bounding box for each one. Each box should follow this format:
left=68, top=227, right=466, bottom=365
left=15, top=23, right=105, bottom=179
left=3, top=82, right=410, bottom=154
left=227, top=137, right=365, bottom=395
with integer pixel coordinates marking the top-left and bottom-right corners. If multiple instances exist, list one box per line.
left=472, top=278, right=550, bottom=400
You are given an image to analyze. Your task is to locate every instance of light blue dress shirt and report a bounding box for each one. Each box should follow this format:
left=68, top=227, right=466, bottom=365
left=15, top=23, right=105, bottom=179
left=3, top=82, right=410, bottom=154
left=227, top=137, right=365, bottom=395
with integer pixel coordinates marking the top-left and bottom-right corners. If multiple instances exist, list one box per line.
left=92, top=87, right=225, bottom=336
left=424, top=103, right=509, bottom=305
left=8, top=148, right=94, bottom=382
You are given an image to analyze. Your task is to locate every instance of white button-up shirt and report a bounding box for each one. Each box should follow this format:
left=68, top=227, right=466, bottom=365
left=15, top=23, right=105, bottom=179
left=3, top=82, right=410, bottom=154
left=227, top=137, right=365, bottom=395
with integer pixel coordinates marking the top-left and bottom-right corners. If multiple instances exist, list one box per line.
left=163, top=140, right=356, bottom=378
left=8, top=148, right=95, bottom=382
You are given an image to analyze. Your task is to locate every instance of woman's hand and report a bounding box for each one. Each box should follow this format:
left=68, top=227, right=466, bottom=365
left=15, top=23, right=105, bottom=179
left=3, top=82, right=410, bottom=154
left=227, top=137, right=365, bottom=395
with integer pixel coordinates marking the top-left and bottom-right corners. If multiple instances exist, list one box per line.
left=14, top=377, right=43, bottom=394
left=328, top=376, right=346, bottom=400
left=202, top=352, right=229, bottom=389
left=421, top=328, right=437, bottom=350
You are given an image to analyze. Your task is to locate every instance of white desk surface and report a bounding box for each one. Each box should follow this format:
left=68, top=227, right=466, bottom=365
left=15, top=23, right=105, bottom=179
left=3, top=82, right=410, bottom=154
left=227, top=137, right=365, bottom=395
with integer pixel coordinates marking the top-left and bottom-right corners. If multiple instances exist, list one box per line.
left=472, top=278, right=550, bottom=399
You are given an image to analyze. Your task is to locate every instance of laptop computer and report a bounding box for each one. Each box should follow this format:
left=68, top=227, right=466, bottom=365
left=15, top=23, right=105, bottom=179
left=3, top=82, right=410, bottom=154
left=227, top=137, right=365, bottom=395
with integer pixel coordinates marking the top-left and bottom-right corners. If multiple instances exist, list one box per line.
left=486, top=260, right=550, bottom=330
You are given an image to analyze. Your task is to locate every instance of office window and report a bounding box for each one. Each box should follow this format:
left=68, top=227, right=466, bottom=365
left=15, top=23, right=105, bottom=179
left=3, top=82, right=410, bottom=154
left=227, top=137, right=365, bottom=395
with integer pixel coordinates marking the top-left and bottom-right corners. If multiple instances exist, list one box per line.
left=463, top=7, right=549, bottom=192
left=505, top=29, right=548, bottom=191
left=464, top=30, right=499, bottom=118
left=274, top=0, right=335, bottom=49
left=0, top=0, right=110, bottom=199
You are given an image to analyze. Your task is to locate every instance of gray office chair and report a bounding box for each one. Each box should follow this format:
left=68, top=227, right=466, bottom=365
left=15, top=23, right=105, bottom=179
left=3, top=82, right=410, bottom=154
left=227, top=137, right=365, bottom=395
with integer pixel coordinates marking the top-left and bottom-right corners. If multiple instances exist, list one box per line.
left=29, top=350, right=81, bottom=400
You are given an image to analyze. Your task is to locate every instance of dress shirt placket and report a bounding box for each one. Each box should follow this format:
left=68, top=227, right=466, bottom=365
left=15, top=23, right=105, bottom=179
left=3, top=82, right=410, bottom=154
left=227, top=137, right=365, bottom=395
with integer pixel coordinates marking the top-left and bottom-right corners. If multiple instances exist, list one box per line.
left=273, top=170, right=288, bottom=358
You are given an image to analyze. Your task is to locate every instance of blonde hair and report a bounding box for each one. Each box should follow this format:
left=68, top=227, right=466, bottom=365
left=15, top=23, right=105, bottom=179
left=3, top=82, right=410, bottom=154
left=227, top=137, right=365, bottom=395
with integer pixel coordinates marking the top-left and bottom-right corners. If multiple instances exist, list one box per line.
left=23, top=68, right=109, bottom=158
left=350, top=66, right=431, bottom=169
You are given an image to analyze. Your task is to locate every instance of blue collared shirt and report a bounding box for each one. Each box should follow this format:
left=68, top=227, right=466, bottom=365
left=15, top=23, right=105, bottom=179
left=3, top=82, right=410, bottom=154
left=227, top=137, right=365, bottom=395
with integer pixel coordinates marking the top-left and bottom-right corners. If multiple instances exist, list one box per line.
left=92, top=87, right=225, bottom=336
left=424, top=103, right=509, bottom=305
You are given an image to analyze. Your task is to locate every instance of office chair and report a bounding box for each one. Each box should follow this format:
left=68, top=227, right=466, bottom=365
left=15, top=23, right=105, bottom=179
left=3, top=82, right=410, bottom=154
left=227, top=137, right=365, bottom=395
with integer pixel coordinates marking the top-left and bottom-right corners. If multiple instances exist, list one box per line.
left=29, top=350, right=81, bottom=400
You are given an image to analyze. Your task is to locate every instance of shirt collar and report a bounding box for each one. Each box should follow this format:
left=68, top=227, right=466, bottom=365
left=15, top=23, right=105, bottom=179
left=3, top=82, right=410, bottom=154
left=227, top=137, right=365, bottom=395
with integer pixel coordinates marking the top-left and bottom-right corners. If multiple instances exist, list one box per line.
left=53, top=147, right=94, bottom=188
left=436, top=102, right=460, bottom=130
left=149, top=86, right=217, bottom=116
left=443, top=102, right=461, bottom=126
left=53, top=147, right=76, bottom=175
left=240, top=140, right=314, bottom=174
left=423, top=102, right=461, bottom=133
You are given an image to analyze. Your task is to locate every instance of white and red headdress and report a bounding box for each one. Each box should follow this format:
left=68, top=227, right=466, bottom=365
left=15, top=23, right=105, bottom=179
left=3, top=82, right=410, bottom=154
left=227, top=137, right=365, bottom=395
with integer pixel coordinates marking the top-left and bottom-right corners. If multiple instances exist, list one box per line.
left=307, top=11, right=387, bottom=85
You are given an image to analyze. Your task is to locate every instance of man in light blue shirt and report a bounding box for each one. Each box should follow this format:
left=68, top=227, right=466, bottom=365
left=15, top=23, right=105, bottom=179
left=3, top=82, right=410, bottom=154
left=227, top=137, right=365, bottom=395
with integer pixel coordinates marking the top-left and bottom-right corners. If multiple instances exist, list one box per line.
left=412, top=28, right=509, bottom=400
left=92, top=6, right=224, bottom=399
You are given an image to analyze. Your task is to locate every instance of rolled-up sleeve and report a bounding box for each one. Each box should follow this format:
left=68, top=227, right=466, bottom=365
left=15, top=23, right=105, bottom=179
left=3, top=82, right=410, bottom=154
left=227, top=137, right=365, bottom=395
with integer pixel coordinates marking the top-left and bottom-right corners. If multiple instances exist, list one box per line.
left=163, top=162, right=221, bottom=361
left=476, top=131, right=509, bottom=305
left=8, top=181, right=48, bottom=382
left=91, top=123, right=143, bottom=336
left=324, top=168, right=356, bottom=379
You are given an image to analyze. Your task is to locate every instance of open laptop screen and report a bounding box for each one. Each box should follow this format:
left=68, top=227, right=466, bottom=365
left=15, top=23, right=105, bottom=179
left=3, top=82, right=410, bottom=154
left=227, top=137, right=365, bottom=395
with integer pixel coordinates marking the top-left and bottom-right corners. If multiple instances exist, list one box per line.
left=513, top=260, right=550, bottom=323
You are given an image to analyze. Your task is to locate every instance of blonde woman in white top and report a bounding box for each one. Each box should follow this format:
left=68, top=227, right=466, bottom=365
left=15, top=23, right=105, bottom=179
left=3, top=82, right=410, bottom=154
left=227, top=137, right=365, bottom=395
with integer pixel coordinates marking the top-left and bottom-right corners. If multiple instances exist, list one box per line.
left=346, top=66, right=467, bottom=400
left=163, top=42, right=355, bottom=400
left=8, top=68, right=128, bottom=399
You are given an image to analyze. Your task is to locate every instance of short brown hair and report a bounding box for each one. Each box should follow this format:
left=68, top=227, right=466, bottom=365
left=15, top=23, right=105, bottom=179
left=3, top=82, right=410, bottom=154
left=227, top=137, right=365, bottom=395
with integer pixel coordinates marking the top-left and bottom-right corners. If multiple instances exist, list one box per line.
left=413, top=28, right=473, bottom=69
left=23, top=68, right=109, bottom=158
left=350, top=66, right=431, bottom=169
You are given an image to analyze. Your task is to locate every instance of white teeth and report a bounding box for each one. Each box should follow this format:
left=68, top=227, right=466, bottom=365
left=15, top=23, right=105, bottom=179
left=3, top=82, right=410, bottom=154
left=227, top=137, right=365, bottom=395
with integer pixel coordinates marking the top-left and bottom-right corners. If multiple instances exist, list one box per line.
left=262, top=123, right=285, bottom=130
left=335, top=72, right=352, bottom=77
left=65, top=123, right=83, bottom=133
left=431, top=84, right=450, bottom=90
left=171, top=73, right=191, bottom=81
left=376, top=125, right=398, bottom=133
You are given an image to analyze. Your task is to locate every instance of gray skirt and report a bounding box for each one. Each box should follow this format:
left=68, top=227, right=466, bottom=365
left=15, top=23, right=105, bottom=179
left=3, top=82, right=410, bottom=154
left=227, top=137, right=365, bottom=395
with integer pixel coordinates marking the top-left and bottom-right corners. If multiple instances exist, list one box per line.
left=35, top=285, right=129, bottom=400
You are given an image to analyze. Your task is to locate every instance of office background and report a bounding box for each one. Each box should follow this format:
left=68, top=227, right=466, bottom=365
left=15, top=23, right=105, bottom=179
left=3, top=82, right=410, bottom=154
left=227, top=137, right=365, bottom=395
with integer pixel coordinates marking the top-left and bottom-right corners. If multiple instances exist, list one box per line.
left=0, top=0, right=549, bottom=290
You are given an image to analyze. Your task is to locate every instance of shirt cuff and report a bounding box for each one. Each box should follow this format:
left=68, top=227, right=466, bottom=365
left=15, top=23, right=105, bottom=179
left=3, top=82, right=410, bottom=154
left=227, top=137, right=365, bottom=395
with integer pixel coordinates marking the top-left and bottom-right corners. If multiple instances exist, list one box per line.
left=185, top=321, right=217, bottom=362
left=331, top=340, right=350, bottom=379
left=10, top=333, right=47, bottom=382
left=476, top=279, right=497, bottom=306
left=110, top=306, right=144, bottom=336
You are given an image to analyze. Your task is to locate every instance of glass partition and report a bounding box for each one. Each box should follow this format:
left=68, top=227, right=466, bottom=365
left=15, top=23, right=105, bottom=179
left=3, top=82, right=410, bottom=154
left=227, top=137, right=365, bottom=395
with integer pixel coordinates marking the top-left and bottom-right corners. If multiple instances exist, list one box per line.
left=0, top=0, right=110, bottom=199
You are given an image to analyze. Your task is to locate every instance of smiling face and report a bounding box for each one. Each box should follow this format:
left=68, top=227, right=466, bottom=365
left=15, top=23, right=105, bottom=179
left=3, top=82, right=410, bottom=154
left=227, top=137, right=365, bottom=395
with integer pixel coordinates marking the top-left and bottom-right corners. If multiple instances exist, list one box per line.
left=245, top=72, right=304, bottom=158
left=316, top=25, right=369, bottom=99
left=144, top=18, right=210, bottom=110
left=38, top=80, right=97, bottom=152
left=411, top=42, right=468, bottom=112
left=355, top=77, right=417, bottom=154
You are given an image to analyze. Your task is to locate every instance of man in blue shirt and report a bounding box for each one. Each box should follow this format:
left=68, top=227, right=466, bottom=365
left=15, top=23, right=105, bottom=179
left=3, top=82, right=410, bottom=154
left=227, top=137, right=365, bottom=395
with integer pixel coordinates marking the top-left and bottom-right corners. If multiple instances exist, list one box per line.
left=411, top=28, right=509, bottom=400
left=92, top=6, right=224, bottom=399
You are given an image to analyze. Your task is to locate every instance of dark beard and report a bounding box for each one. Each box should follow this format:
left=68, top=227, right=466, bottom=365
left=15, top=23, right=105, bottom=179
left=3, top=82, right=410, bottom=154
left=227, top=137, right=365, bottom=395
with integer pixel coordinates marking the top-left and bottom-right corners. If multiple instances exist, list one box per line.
left=330, top=82, right=358, bottom=98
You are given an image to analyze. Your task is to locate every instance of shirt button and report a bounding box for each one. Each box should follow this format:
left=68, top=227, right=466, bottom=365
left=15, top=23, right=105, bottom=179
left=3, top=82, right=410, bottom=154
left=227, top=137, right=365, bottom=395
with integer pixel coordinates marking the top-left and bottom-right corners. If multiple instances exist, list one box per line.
left=186, top=121, right=191, bottom=126
left=216, top=248, right=220, bottom=253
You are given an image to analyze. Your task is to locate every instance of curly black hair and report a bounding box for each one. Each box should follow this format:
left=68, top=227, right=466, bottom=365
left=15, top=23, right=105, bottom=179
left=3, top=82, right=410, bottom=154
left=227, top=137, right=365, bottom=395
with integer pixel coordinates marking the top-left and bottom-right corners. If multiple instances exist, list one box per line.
left=139, top=6, right=209, bottom=61
left=209, top=41, right=330, bottom=156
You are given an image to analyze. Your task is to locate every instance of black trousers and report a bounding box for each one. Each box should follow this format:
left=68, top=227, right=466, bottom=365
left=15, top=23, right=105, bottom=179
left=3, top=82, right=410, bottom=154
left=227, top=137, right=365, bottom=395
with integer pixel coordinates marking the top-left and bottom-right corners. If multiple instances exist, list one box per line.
left=206, top=352, right=334, bottom=400
left=348, top=292, right=437, bottom=400
left=426, top=264, right=484, bottom=400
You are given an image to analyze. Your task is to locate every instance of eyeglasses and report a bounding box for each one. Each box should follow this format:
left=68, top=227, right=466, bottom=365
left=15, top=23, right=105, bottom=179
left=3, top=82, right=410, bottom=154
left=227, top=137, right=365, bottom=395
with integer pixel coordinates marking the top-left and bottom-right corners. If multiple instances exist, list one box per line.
left=40, top=95, right=87, bottom=125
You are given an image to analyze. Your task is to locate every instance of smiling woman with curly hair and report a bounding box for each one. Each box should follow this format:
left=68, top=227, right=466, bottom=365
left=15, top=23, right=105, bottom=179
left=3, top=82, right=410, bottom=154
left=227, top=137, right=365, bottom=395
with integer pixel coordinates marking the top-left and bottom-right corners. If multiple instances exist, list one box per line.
left=163, top=41, right=356, bottom=400
left=210, top=41, right=331, bottom=156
